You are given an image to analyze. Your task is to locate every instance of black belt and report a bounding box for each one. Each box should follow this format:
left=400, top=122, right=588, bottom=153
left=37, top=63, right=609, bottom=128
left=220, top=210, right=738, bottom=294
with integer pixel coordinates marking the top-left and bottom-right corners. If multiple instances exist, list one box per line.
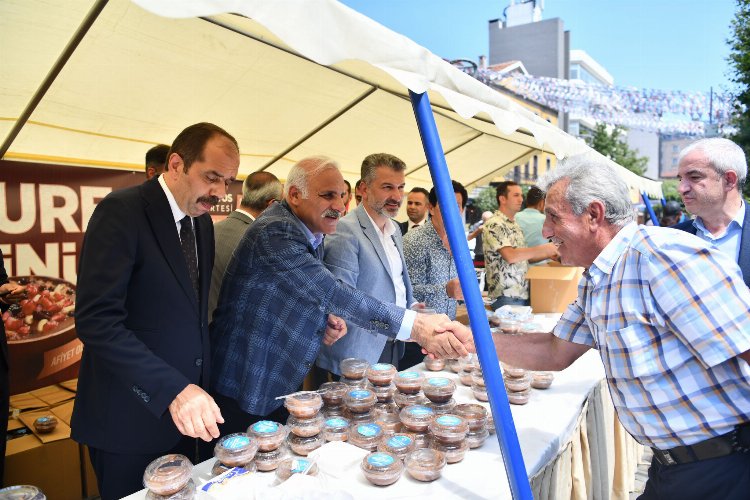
left=651, top=423, right=750, bottom=466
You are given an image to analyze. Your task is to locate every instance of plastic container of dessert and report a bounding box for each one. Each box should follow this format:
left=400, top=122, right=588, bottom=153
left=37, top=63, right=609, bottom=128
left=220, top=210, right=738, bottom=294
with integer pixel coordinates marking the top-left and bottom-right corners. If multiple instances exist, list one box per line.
left=211, top=459, right=257, bottom=477
left=423, top=356, right=445, bottom=371
left=421, top=377, right=456, bottom=403
left=393, top=390, right=426, bottom=408
left=458, top=370, right=474, bottom=386
left=393, top=371, right=425, bottom=394
left=371, top=383, right=395, bottom=403
left=375, top=411, right=402, bottom=434
left=507, top=388, right=531, bottom=405
left=502, top=364, right=526, bottom=378
left=323, top=406, right=345, bottom=418
left=531, top=371, right=555, bottom=389
left=319, top=381, right=348, bottom=407
left=427, top=398, right=456, bottom=415
left=142, top=454, right=193, bottom=497
left=287, top=414, right=325, bottom=437
left=453, top=403, right=488, bottom=431
left=33, top=415, right=58, bottom=434
left=466, top=428, right=490, bottom=449
left=399, top=405, right=436, bottom=433
left=322, top=415, right=350, bottom=441
left=404, top=448, right=446, bottom=482
left=471, top=368, right=486, bottom=387
left=340, top=376, right=371, bottom=388
left=247, top=420, right=287, bottom=451
left=457, top=354, right=479, bottom=372
left=366, top=363, right=397, bottom=386
left=145, top=479, right=196, bottom=500
left=429, top=415, right=468, bottom=444
left=340, top=358, right=369, bottom=379
left=284, top=392, right=323, bottom=418
left=447, top=359, right=461, bottom=373
left=486, top=413, right=495, bottom=434
left=287, top=433, right=324, bottom=456
left=412, top=431, right=431, bottom=449
left=499, top=318, right=521, bottom=334
left=372, top=402, right=399, bottom=417
left=276, top=457, right=319, bottom=481
left=503, top=372, right=531, bottom=392
left=348, top=423, right=384, bottom=451
left=343, top=408, right=374, bottom=424
left=344, top=389, right=377, bottom=413
left=254, top=446, right=289, bottom=472
left=360, top=451, right=404, bottom=486
left=430, top=440, right=469, bottom=463
left=378, top=433, right=416, bottom=460
left=213, top=433, right=259, bottom=467
left=0, top=485, right=46, bottom=500
left=471, top=384, right=488, bottom=402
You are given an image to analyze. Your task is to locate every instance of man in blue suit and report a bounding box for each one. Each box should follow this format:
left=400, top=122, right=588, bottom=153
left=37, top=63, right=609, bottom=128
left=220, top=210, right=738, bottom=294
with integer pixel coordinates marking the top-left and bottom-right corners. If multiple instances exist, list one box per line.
left=316, top=153, right=414, bottom=376
left=210, top=156, right=474, bottom=434
left=71, top=123, right=240, bottom=499
left=674, top=138, right=749, bottom=287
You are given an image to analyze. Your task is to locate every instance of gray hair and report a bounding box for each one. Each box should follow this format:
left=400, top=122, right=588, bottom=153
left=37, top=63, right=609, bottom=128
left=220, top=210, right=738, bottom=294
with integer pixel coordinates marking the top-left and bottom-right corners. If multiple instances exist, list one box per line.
left=678, top=137, right=747, bottom=190
left=284, top=156, right=341, bottom=199
left=538, top=152, right=634, bottom=227
left=241, top=171, right=282, bottom=210
left=361, top=153, right=406, bottom=186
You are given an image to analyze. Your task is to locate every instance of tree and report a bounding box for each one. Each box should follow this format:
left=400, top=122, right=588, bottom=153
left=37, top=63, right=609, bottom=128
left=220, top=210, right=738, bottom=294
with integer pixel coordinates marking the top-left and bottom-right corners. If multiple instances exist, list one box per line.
left=727, top=0, right=750, bottom=200
left=583, top=123, right=649, bottom=176
left=473, top=186, right=498, bottom=214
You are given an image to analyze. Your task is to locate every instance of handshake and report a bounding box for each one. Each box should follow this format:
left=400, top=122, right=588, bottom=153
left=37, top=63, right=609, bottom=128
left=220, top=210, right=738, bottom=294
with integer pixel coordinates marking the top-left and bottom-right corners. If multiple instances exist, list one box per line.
left=410, top=312, right=475, bottom=359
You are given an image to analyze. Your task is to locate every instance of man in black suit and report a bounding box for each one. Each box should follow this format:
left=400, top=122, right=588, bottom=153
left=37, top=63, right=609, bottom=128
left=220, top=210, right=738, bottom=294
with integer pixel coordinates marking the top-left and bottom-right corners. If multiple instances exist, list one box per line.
left=399, top=187, right=430, bottom=235
left=71, top=123, right=240, bottom=499
left=674, top=138, right=749, bottom=286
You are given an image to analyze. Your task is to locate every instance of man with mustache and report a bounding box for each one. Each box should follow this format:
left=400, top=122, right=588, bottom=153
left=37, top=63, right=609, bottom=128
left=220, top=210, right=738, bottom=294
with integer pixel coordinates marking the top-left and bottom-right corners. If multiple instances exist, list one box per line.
left=674, top=137, right=749, bottom=287
left=484, top=153, right=750, bottom=500
left=316, top=153, right=418, bottom=377
left=72, top=123, right=240, bottom=499
left=210, top=156, right=473, bottom=433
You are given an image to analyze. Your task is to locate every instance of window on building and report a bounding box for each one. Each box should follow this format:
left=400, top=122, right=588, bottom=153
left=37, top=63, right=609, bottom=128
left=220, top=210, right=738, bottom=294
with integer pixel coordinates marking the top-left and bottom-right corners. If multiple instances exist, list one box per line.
left=546, top=158, right=551, bottom=172
left=524, top=162, right=530, bottom=179
left=513, top=166, right=521, bottom=183
left=533, top=156, right=538, bottom=179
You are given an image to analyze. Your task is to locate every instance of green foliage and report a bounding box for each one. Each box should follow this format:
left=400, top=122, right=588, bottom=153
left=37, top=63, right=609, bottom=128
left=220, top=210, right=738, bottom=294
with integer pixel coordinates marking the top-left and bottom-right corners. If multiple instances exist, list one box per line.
left=583, top=123, right=649, bottom=176
left=474, top=186, right=498, bottom=214
left=659, top=179, right=682, bottom=202
left=727, top=0, right=750, bottom=200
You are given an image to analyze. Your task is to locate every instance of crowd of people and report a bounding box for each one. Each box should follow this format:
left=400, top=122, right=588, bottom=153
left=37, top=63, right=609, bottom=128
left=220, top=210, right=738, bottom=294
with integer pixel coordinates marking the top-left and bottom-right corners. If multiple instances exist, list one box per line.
left=32, top=122, right=746, bottom=499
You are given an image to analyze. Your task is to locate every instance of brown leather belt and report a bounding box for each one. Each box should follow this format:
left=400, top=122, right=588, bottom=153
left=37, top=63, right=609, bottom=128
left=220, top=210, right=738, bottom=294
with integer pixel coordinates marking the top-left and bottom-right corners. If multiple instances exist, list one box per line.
left=651, top=423, right=749, bottom=466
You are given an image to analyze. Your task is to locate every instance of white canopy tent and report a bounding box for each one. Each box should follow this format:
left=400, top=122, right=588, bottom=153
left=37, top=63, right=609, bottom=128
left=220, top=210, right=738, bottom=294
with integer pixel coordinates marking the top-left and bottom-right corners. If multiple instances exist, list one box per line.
left=0, top=0, right=662, bottom=200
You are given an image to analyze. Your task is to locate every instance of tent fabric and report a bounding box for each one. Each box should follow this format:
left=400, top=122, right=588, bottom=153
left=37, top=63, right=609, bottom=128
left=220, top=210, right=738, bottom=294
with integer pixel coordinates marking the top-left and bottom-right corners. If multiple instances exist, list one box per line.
left=0, top=0, right=662, bottom=198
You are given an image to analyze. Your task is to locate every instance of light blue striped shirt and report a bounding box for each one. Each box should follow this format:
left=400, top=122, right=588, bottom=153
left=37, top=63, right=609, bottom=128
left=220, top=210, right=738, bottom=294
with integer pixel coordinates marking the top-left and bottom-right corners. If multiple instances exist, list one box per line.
left=554, top=222, right=750, bottom=449
left=691, top=201, right=745, bottom=264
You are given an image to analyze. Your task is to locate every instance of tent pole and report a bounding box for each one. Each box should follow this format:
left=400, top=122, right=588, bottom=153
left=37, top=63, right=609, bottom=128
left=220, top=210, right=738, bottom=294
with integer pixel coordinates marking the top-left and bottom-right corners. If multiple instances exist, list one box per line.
left=0, top=0, right=110, bottom=159
left=642, top=192, right=659, bottom=226
left=409, top=90, right=533, bottom=500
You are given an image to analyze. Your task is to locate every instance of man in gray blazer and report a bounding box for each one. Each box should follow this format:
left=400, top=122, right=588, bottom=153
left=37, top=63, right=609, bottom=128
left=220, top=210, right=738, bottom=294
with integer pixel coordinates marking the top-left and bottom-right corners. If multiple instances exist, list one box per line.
left=208, top=172, right=282, bottom=321
left=316, top=153, right=415, bottom=376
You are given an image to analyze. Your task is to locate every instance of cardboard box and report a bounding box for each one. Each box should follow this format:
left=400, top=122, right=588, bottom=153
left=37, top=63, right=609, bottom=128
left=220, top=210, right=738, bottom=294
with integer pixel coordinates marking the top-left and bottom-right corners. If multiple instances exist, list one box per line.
left=4, top=434, right=82, bottom=499
left=526, top=263, right=584, bottom=313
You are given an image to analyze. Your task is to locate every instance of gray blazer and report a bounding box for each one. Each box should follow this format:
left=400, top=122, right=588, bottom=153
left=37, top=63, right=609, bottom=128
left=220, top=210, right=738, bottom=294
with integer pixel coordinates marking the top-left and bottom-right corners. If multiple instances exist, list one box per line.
left=316, top=204, right=414, bottom=374
left=208, top=210, right=253, bottom=322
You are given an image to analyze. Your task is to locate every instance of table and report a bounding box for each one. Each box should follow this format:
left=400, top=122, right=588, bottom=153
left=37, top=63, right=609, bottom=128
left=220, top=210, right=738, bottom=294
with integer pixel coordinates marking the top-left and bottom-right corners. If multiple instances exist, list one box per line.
left=127, top=317, right=643, bottom=499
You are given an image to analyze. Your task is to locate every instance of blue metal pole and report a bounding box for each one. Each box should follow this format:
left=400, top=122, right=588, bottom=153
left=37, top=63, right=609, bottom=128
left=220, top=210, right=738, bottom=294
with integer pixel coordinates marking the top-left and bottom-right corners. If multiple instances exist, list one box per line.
left=409, top=90, right=533, bottom=500
left=642, top=192, right=659, bottom=226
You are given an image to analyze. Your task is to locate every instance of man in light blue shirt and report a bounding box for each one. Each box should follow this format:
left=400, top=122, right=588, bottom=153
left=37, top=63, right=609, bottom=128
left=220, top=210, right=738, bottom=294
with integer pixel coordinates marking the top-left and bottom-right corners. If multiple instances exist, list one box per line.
left=674, top=137, right=749, bottom=287
left=515, top=186, right=549, bottom=266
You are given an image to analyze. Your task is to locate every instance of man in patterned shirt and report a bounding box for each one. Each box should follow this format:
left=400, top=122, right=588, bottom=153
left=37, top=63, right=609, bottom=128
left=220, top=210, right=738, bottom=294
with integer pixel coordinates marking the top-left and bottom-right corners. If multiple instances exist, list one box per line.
left=482, top=181, right=557, bottom=310
left=487, top=153, right=750, bottom=500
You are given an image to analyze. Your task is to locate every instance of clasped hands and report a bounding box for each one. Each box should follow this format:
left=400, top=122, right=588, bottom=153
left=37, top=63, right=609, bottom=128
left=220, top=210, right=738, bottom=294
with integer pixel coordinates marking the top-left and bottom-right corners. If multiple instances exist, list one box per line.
left=411, top=312, right=474, bottom=359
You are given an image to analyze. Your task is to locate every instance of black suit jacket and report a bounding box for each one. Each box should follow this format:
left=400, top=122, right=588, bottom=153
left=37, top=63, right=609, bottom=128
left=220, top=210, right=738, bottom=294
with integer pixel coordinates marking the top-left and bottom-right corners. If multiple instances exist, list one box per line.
left=673, top=206, right=750, bottom=288
left=71, top=178, right=213, bottom=454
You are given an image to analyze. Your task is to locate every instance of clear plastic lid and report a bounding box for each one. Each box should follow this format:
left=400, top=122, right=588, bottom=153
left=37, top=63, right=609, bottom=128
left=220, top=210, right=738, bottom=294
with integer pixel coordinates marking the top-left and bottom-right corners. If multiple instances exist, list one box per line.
left=213, top=433, right=259, bottom=467
left=453, top=403, right=488, bottom=431
left=340, top=357, right=369, bottom=379
left=398, top=405, right=435, bottom=432
left=503, top=372, right=531, bottom=392
left=471, top=384, right=488, bottom=402
left=366, top=363, right=397, bottom=386
left=429, top=414, right=468, bottom=443
left=499, top=318, right=521, bottom=334
left=287, top=433, right=324, bottom=456
left=319, top=381, right=348, bottom=406
left=374, top=411, right=403, bottom=434
left=404, top=448, right=446, bottom=482
left=378, top=433, right=416, bottom=459
left=393, top=371, right=425, bottom=394
left=423, top=356, right=446, bottom=371
left=348, top=423, right=384, bottom=451
left=466, top=428, right=490, bottom=449
left=360, top=451, right=404, bottom=486
left=531, top=371, right=554, bottom=389
left=276, top=458, right=319, bottom=481
left=145, top=478, right=196, bottom=500
left=371, top=383, right=395, bottom=403
left=457, top=354, right=479, bottom=372
left=501, top=363, right=527, bottom=378
left=393, top=390, right=426, bottom=408
left=322, top=415, right=350, bottom=441
left=507, top=387, right=531, bottom=405
left=0, top=485, right=46, bottom=500
left=142, top=454, right=193, bottom=496
left=247, top=420, right=287, bottom=451
left=421, top=377, right=456, bottom=403
left=284, top=392, right=323, bottom=418
left=343, top=388, right=377, bottom=413
left=426, top=398, right=456, bottom=415
left=287, top=413, right=325, bottom=437
left=430, top=440, right=469, bottom=464
left=254, top=445, right=289, bottom=472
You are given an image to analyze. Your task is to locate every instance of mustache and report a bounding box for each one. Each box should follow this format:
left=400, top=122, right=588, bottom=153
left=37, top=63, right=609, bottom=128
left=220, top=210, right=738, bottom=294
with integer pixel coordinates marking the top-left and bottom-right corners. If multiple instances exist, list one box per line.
left=322, top=209, right=341, bottom=219
left=197, top=195, right=220, bottom=206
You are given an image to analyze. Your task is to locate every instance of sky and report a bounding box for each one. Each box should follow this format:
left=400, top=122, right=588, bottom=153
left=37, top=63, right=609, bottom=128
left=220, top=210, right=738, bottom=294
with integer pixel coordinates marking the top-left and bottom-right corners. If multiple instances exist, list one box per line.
left=339, top=0, right=737, bottom=94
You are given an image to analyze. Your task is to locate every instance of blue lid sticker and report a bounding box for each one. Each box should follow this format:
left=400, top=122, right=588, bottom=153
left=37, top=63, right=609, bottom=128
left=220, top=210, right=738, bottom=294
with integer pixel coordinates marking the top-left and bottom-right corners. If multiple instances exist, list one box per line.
left=398, top=371, right=419, bottom=379
left=349, top=389, right=371, bottom=399
left=436, top=415, right=462, bottom=427
left=407, top=405, right=433, bottom=417
left=428, top=378, right=450, bottom=387
left=251, top=421, right=279, bottom=434
left=36, top=417, right=50, bottom=423
left=222, top=435, right=250, bottom=449
left=367, top=452, right=394, bottom=467
left=325, top=417, right=347, bottom=428
left=290, top=459, right=310, bottom=474
left=372, top=363, right=392, bottom=371
left=357, top=423, right=381, bottom=437
left=388, top=435, right=413, bottom=448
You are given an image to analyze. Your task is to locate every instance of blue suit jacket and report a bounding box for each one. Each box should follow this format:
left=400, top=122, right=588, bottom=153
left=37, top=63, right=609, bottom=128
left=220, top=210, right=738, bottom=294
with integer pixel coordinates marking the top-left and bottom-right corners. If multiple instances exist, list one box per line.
left=316, top=205, right=414, bottom=374
left=210, top=201, right=407, bottom=415
left=673, top=206, right=750, bottom=288
left=72, top=178, right=213, bottom=454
